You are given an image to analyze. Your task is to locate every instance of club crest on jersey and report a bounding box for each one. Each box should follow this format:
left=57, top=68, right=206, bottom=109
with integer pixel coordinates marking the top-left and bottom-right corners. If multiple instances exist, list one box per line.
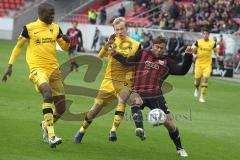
left=159, top=60, right=165, bottom=65
left=119, top=41, right=133, bottom=50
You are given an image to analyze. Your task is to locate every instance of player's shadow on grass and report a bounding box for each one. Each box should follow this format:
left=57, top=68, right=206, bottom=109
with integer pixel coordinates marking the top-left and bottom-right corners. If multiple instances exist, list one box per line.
left=57, top=55, right=173, bottom=121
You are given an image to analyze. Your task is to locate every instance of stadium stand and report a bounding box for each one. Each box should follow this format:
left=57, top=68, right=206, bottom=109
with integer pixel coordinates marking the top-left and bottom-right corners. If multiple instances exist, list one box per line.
left=0, top=0, right=44, bottom=17
left=58, top=0, right=239, bottom=34
left=128, top=0, right=240, bottom=33
left=60, top=0, right=126, bottom=24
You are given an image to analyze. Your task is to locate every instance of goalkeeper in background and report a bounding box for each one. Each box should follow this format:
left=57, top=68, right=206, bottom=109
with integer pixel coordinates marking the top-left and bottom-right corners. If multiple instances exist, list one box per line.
left=2, top=3, right=70, bottom=148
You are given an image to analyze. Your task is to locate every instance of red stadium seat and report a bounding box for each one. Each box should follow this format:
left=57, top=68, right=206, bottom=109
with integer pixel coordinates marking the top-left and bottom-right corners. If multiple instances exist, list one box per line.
left=0, top=3, right=3, bottom=8
left=14, top=0, right=20, bottom=4
left=10, top=3, right=14, bottom=9
left=16, top=3, right=20, bottom=8
left=3, top=3, right=9, bottom=9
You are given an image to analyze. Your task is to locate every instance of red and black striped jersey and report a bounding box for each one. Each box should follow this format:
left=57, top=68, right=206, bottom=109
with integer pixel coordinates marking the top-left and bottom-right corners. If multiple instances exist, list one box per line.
left=113, top=49, right=193, bottom=97
left=66, top=28, right=82, bottom=46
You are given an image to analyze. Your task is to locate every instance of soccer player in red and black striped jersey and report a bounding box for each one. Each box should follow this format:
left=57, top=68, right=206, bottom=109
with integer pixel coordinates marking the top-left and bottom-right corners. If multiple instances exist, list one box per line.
left=66, top=22, right=83, bottom=71
left=110, top=36, right=193, bottom=157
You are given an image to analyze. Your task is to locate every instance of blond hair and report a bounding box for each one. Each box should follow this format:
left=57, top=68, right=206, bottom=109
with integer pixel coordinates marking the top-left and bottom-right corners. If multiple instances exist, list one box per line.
left=112, top=17, right=127, bottom=27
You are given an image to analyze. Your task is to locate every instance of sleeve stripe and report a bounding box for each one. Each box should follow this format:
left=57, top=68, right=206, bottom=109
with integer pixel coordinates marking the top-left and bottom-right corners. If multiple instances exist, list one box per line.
left=21, top=26, right=29, bottom=38
left=57, top=27, right=63, bottom=39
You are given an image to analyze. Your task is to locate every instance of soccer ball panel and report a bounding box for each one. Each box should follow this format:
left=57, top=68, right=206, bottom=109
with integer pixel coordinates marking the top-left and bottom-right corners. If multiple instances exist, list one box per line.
left=148, top=108, right=167, bottom=126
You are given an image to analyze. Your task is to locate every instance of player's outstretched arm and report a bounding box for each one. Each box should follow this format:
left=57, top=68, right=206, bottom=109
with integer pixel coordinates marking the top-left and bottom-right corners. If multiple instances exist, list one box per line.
left=110, top=48, right=141, bottom=66
left=98, top=34, right=116, bottom=58
left=168, top=46, right=193, bottom=75
left=2, top=37, right=27, bottom=82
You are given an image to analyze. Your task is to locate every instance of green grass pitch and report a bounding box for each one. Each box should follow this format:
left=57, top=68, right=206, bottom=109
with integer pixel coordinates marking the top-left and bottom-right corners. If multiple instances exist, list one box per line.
left=0, top=40, right=239, bottom=160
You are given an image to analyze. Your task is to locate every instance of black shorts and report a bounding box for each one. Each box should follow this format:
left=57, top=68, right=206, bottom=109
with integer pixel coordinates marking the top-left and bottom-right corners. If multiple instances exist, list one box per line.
left=140, top=96, right=170, bottom=114
left=68, top=45, right=77, bottom=55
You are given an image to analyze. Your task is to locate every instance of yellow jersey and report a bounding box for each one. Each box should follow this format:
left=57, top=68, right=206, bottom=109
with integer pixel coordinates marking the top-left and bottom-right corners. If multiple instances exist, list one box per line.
left=98, top=36, right=140, bottom=82
left=9, top=19, right=69, bottom=75
left=193, top=39, right=216, bottom=66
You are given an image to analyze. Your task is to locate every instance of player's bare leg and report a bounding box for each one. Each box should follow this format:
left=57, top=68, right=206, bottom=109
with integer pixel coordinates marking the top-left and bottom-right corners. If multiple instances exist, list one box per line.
left=199, top=77, right=209, bottom=103
left=194, top=78, right=201, bottom=97
left=53, top=95, right=66, bottom=123
left=69, top=54, right=79, bottom=72
left=39, top=83, right=62, bottom=148
left=74, top=103, right=104, bottom=143
left=164, top=115, right=188, bottom=157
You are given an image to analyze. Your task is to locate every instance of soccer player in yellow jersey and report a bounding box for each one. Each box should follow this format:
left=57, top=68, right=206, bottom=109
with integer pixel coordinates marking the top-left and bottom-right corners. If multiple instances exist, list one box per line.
left=192, top=28, right=217, bottom=103
left=2, top=3, right=70, bottom=148
left=74, top=17, right=140, bottom=143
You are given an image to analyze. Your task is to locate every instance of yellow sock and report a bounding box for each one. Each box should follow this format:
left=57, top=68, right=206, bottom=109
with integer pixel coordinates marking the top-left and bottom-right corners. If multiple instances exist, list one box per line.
left=42, top=103, right=55, bottom=139
left=111, top=104, right=125, bottom=132
left=200, top=83, right=208, bottom=97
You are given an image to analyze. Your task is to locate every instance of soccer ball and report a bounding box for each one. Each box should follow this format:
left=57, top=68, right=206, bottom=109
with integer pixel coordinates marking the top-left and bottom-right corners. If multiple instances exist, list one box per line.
left=148, top=108, right=167, bottom=126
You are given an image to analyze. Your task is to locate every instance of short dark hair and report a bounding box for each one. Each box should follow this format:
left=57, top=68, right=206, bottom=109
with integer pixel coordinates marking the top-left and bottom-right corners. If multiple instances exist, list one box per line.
left=202, top=26, right=210, bottom=33
left=152, top=36, right=167, bottom=44
left=38, top=3, right=54, bottom=14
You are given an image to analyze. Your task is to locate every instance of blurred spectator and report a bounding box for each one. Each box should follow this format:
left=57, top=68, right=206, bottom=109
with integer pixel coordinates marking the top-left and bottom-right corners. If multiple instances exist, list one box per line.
left=91, top=27, right=101, bottom=52
left=129, top=28, right=143, bottom=42
left=235, top=49, right=240, bottom=71
left=234, top=27, right=240, bottom=35
left=129, top=0, right=240, bottom=34
left=88, top=9, right=98, bottom=24
left=168, top=1, right=180, bottom=19
left=141, top=35, right=151, bottom=50
left=212, top=36, right=218, bottom=68
left=217, top=34, right=226, bottom=68
left=118, top=4, right=126, bottom=17
left=99, top=7, right=107, bottom=25
left=167, top=33, right=180, bottom=60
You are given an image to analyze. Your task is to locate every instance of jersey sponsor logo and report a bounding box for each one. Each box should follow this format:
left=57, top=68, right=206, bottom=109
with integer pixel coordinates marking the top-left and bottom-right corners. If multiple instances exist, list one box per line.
left=199, top=47, right=212, bottom=52
left=106, top=41, right=133, bottom=51
left=35, top=39, right=41, bottom=45
left=69, top=31, right=79, bottom=37
left=158, top=60, right=165, bottom=65
left=145, top=60, right=159, bottom=70
left=119, top=41, right=133, bottom=50
left=42, top=38, right=55, bottom=43
left=35, top=38, right=55, bottom=45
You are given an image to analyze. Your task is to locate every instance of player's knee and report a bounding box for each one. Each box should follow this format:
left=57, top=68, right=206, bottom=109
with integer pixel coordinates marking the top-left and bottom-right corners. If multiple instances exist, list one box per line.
left=90, top=104, right=104, bottom=117
left=55, top=102, right=66, bottom=115
left=129, top=97, right=143, bottom=106
left=202, top=78, right=209, bottom=83
left=43, top=93, right=53, bottom=103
